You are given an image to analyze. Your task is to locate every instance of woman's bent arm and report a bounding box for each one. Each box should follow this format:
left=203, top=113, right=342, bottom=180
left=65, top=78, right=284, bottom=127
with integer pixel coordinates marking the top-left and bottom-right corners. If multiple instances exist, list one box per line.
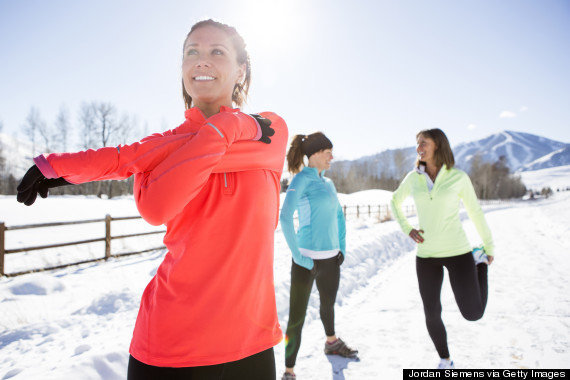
left=390, top=172, right=414, bottom=235
left=35, top=112, right=285, bottom=184
left=459, top=173, right=495, bottom=255
left=279, top=175, right=314, bottom=270
left=133, top=112, right=260, bottom=225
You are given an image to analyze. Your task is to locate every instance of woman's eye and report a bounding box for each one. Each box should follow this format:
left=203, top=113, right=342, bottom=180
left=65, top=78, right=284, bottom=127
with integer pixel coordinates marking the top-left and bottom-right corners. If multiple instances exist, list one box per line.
left=212, top=49, right=224, bottom=55
left=186, top=49, right=198, bottom=56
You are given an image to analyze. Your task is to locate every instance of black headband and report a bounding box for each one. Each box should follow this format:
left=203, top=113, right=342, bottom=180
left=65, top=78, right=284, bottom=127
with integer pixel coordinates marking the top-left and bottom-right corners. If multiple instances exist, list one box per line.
left=301, top=134, right=333, bottom=158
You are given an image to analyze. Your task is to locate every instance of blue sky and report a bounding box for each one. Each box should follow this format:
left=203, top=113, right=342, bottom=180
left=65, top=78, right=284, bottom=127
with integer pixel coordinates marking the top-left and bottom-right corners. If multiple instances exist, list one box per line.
left=1, top=0, right=569, bottom=159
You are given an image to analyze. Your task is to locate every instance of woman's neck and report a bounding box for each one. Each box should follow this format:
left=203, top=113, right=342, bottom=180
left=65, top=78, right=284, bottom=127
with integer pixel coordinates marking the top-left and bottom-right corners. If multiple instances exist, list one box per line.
left=424, top=160, right=440, bottom=179
left=194, top=100, right=233, bottom=119
left=308, top=162, right=323, bottom=175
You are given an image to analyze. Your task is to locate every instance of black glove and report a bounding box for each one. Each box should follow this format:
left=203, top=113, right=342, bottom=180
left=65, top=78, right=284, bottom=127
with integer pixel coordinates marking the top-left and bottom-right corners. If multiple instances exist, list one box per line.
left=337, top=251, right=344, bottom=266
left=17, top=165, right=71, bottom=206
left=249, top=114, right=275, bottom=144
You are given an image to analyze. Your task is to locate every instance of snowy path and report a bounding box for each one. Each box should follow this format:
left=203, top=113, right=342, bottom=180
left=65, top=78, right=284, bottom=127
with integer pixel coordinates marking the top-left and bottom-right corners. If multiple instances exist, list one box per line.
left=1, top=193, right=569, bottom=379
left=277, top=193, right=570, bottom=379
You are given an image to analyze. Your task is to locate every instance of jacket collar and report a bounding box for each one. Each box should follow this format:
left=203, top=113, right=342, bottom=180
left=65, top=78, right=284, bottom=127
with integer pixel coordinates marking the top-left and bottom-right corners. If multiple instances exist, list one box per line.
left=302, top=166, right=325, bottom=178
left=416, top=163, right=448, bottom=175
left=183, top=106, right=240, bottom=130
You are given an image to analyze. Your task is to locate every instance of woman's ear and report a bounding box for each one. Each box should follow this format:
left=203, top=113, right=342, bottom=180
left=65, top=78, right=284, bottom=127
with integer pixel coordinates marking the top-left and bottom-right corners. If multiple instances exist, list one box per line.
left=236, top=63, right=246, bottom=84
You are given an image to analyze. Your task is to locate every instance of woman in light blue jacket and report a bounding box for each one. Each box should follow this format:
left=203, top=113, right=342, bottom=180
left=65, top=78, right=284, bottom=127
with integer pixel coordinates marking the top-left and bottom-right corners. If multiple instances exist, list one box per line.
left=279, top=132, right=357, bottom=380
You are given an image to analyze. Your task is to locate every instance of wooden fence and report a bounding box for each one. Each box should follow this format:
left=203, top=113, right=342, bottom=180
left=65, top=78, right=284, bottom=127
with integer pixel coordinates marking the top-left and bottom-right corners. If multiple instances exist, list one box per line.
left=0, top=215, right=166, bottom=277
left=0, top=204, right=417, bottom=277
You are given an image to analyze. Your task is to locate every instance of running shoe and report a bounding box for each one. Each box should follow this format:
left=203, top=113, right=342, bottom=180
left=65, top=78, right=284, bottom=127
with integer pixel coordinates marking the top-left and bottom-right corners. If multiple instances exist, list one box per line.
left=472, top=246, right=489, bottom=265
left=324, top=338, right=358, bottom=358
left=281, top=372, right=296, bottom=380
left=437, top=358, right=455, bottom=369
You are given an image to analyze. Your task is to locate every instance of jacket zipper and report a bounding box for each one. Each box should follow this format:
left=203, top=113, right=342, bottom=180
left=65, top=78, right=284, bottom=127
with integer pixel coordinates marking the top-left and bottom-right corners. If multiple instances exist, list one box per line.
left=223, top=173, right=234, bottom=195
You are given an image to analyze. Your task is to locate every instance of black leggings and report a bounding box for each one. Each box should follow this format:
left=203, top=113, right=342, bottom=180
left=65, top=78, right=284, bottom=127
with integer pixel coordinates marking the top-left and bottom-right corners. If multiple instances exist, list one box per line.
left=285, top=256, right=341, bottom=368
left=416, top=252, right=488, bottom=359
left=127, top=347, right=275, bottom=380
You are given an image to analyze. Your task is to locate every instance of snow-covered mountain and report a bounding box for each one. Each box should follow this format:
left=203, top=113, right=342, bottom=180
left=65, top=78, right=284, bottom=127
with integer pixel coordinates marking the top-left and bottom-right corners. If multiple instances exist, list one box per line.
left=331, top=130, right=567, bottom=178
left=518, top=145, right=570, bottom=172
left=453, top=131, right=566, bottom=172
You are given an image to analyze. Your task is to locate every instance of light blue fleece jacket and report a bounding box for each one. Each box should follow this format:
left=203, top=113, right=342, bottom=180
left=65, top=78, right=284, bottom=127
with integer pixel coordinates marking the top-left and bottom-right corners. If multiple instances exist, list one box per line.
left=280, top=166, right=346, bottom=270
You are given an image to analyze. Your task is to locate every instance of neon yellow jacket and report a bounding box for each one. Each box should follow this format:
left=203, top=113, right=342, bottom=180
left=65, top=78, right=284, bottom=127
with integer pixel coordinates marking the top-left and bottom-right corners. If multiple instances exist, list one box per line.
left=391, top=165, right=494, bottom=258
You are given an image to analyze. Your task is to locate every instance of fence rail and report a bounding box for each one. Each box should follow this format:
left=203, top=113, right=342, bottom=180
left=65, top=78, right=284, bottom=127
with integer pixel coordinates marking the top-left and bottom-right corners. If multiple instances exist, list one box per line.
left=0, top=203, right=420, bottom=277
left=0, top=215, right=166, bottom=277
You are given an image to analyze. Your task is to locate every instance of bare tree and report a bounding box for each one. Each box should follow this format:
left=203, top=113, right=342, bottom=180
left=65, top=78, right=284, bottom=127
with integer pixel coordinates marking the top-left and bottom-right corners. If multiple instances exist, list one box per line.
left=23, top=107, right=52, bottom=153
left=23, top=106, right=46, bottom=156
left=469, top=154, right=526, bottom=199
left=77, top=101, right=138, bottom=198
left=54, top=105, right=70, bottom=152
left=79, top=101, right=134, bottom=148
left=79, top=103, right=97, bottom=149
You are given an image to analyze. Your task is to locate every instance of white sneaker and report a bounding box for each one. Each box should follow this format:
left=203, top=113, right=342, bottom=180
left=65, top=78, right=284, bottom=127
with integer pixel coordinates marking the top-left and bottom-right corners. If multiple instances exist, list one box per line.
left=472, top=246, right=489, bottom=265
left=437, top=358, right=455, bottom=369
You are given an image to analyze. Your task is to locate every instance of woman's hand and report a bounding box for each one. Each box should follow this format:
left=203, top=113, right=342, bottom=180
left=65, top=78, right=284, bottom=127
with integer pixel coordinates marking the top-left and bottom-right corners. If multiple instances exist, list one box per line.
left=487, top=255, right=494, bottom=265
left=337, top=251, right=344, bottom=266
left=249, top=114, right=275, bottom=144
left=17, top=165, right=71, bottom=206
left=409, top=229, right=424, bottom=243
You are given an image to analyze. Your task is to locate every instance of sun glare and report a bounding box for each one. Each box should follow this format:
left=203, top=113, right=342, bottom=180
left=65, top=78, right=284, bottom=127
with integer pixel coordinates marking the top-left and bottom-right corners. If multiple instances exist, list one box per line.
left=235, top=0, right=307, bottom=55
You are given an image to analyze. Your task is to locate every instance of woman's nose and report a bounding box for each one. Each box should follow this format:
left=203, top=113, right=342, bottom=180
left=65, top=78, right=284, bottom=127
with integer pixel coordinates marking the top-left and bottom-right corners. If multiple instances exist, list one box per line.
left=195, top=60, right=211, bottom=68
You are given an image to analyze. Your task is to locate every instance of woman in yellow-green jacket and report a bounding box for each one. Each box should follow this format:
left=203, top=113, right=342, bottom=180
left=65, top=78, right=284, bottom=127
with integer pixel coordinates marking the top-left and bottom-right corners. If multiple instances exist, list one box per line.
left=391, top=128, right=494, bottom=370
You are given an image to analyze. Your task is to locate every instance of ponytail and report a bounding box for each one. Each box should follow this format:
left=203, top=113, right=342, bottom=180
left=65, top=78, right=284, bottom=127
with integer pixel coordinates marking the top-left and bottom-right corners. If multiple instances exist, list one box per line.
left=287, top=135, right=306, bottom=174
left=287, top=132, right=333, bottom=174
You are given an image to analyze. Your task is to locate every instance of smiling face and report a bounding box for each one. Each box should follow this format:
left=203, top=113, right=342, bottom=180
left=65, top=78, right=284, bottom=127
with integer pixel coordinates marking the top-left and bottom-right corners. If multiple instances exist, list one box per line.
left=416, top=135, right=437, bottom=165
left=309, top=149, right=334, bottom=172
left=182, top=25, right=246, bottom=112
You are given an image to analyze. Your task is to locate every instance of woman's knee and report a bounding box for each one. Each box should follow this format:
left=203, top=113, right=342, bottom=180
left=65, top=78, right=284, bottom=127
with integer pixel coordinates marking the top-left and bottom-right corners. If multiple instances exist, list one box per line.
left=461, top=307, right=484, bottom=321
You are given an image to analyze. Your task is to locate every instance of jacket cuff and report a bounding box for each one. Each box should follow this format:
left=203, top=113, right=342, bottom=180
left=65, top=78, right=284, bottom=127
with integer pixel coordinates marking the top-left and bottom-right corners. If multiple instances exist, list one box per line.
left=33, top=155, right=59, bottom=179
left=245, top=114, right=262, bottom=141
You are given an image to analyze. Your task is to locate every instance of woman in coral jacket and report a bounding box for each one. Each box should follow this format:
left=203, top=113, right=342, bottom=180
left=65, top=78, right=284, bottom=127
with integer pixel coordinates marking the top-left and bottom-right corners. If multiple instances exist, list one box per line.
left=279, top=132, right=357, bottom=380
left=17, top=20, right=287, bottom=379
left=390, top=128, right=494, bottom=370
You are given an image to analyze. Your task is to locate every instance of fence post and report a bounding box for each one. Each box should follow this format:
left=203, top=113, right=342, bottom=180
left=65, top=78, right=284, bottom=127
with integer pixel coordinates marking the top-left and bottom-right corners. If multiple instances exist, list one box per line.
left=343, top=205, right=346, bottom=219
left=105, top=215, right=111, bottom=260
left=368, top=205, right=371, bottom=217
left=356, top=205, right=360, bottom=218
left=0, top=222, right=5, bottom=276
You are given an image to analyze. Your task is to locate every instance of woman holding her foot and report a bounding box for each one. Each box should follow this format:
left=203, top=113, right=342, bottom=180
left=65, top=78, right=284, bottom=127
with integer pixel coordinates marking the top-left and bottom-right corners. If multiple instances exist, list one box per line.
left=17, top=19, right=287, bottom=379
left=391, top=128, right=494, bottom=369
left=279, top=132, right=357, bottom=380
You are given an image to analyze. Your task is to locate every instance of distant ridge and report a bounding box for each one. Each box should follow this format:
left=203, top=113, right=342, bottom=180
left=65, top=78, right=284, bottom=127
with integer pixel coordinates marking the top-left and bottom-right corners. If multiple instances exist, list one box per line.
left=518, top=145, right=570, bottom=172
left=331, top=130, right=568, bottom=178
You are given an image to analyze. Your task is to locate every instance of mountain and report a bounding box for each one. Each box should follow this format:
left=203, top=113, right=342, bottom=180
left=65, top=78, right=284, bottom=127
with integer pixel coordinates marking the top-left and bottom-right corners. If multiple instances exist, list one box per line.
left=331, top=130, right=567, bottom=179
left=518, top=145, right=570, bottom=172
left=453, top=131, right=566, bottom=171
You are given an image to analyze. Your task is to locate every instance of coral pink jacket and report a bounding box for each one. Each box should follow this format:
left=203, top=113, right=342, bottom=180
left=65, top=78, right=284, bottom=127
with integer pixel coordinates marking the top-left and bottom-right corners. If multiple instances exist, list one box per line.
left=35, top=106, right=287, bottom=366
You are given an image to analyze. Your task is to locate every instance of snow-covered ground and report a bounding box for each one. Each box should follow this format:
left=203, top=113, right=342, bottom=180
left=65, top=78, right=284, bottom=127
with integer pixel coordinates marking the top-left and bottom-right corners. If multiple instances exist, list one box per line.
left=518, top=165, right=570, bottom=192
left=1, top=191, right=569, bottom=379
